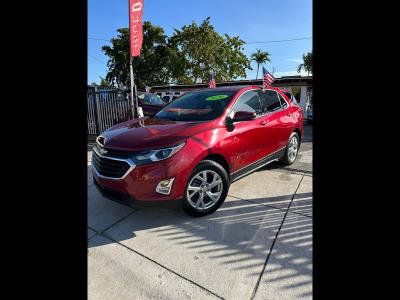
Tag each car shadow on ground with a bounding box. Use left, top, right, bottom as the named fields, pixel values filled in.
left=257, top=161, right=313, bottom=177
left=88, top=191, right=312, bottom=299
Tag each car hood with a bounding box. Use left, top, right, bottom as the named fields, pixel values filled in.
left=99, top=117, right=205, bottom=151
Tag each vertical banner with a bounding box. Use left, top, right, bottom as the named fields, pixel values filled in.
left=129, top=0, right=144, bottom=57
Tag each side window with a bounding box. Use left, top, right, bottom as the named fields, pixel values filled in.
left=278, top=93, right=288, bottom=109
left=232, top=90, right=263, bottom=115
left=260, top=90, right=281, bottom=112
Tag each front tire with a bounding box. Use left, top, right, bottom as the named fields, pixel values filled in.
left=280, top=132, right=300, bottom=165
left=182, top=160, right=229, bottom=217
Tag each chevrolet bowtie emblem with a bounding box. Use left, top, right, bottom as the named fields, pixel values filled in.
left=99, top=148, right=108, bottom=155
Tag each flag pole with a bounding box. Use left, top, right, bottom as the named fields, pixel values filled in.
left=262, top=65, right=265, bottom=91
left=129, top=57, right=137, bottom=119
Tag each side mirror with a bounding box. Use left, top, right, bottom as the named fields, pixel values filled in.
left=227, top=111, right=256, bottom=124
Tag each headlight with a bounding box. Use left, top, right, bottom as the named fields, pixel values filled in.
left=132, top=142, right=186, bottom=165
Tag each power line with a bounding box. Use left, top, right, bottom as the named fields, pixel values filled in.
left=245, top=37, right=312, bottom=44
left=88, top=37, right=112, bottom=42
left=88, top=54, right=106, bottom=64
left=88, top=36, right=312, bottom=45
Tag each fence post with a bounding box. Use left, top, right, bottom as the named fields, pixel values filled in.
left=93, top=86, right=101, bottom=135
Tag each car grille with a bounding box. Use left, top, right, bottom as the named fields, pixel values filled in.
left=92, top=149, right=132, bottom=179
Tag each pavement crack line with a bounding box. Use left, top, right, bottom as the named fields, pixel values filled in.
left=87, top=233, right=98, bottom=242
left=88, top=225, right=98, bottom=233
left=98, top=232, right=224, bottom=300
left=99, top=209, right=139, bottom=235
left=249, top=174, right=305, bottom=300
left=228, top=194, right=312, bottom=219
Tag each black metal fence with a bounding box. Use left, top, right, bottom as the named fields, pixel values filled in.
left=87, top=86, right=133, bottom=136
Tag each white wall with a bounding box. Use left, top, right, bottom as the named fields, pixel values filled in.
left=299, top=86, right=308, bottom=110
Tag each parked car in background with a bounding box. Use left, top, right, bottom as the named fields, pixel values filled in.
left=162, top=95, right=180, bottom=104
left=93, top=86, right=303, bottom=216
left=136, top=92, right=166, bottom=116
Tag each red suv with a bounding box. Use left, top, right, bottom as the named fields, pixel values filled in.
left=92, top=86, right=303, bottom=216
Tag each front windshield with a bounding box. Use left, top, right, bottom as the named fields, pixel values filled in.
left=154, top=90, right=236, bottom=121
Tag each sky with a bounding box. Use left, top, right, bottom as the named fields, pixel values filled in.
left=88, top=0, right=312, bottom=84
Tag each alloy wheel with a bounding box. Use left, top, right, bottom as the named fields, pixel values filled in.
left=288, top=136, right=298, bottom=162
left=186, top=170, right=223, bottom=211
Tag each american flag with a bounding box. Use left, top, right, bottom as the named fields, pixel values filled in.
left=145, top=84, right=151, bottom=92
left=208, top=72, right=216, bottom=88
left=262, top=67, right=275, bottom=88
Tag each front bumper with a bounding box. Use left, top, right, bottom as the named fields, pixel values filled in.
left=91, top=143, right=197, bottom=202
left=93, top=177, right=183, bottom=209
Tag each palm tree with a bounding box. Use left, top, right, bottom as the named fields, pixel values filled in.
left=250, top=49, right=271, bottom=79
left=297, top=51, right=312, bottom=75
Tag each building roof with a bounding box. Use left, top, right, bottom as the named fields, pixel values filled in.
left=187, top=85, right=261, bottom=93
left=151, top=76, right=312, bottom=92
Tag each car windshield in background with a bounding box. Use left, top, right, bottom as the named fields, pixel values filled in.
left=154, top=90, right=235, bottom=121
left=138, top=92, right=165, bottom=105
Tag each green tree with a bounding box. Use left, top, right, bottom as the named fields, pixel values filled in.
left=99, top=76, right=112, bottom=87
left=101, top=22, right=179, bottom=89
left=297, top=51, right=312, bottom=75
left=250, top=49, right=271, bottom=79
left=169, top=17, right=251, bottom=83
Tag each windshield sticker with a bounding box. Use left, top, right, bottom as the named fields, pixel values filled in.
left=206, top=94, right=229, bottom=101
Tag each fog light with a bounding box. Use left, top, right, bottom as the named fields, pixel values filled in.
left=156, top=178, right=175, bottom=195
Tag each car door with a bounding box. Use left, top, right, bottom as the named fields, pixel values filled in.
left=258, top=90, right=279, bottom=157
left=260, top=89, right=295, bottom=150
left=225, top=89, right=273, bottom=173
left=258, top=89, right=282, bottom=153
left=274, top=91, right=297, bottom=148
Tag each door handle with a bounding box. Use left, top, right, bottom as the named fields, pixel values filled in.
left=287, top=113, right=291, bottom=116
left=259, top=121, right=267, bottom=126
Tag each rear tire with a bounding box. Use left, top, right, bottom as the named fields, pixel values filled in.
left=182, top=160, right=229, bottom=217
left=280, top=132, right=300, bottom=165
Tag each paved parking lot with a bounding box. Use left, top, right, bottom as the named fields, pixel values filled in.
left=87, top=125, right=312, bottom=300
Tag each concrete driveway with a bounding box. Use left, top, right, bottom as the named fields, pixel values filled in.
left=87, top=125, right=312, bottom=300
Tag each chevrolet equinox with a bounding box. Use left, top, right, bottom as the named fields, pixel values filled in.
left=92, top=86, right=303, bottom=216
